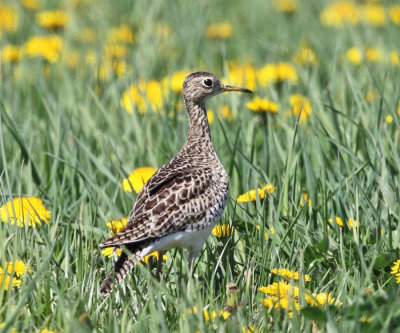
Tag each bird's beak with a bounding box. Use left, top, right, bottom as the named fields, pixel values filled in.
left=223, top=84, right=253, bottom=94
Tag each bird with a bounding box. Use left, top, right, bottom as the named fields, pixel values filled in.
left=98, top=71, right=252, bottom=296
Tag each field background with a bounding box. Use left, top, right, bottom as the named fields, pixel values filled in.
left=1, top=0, right=400, bottom=332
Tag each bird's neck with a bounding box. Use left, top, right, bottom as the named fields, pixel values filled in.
left=184, top=99, right=213, bottom=149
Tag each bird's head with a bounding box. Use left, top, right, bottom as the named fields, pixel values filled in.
left=182, top=71, right=252, bottom=104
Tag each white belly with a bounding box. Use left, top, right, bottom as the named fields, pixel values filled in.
left=139, top=224, right=214, bottom=260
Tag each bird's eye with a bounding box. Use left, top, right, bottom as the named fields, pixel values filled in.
left=203, top=79, right=213, bottom=87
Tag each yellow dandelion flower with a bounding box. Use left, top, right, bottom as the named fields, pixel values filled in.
left=21, top=0, right=39, bottom=10
left=170, top=71, right=187, bottom=93
left=289, top=94, right=312, bottom=121
left=212, top=225, right=236, bottom=238
left=360, top=317, right=372, bottom=323
left=108, top=25, right=134, bottom=44
left=300, top=193, right=312, bottom=207
left=385, top=115, right=393, bottom=124
left=140, top=80, right=164, bottom=112
left=271, top=268, right=311, bottom=282
left=275, top=62, right=298, bottom=83
left=122, top=167, right=157, bottom=193
left=141, top=251, right=167, bottom=264
left=390, top=51, right=399, bottom=66
left=25, top=35, right=63, bottom=62
left=365, top=47, right=383, bottom=62
left=0, top=5, right=19, bottom=31
left=0, top=273, right=22, bottom=291
left=273, top=0, right=297, bottom=13
left=246, top=97, right=278, bottom=114
left=328, top=216, right=343, bottom=227
left=121, top=84, right=147, bottom=114
left=389, top=5, right=400, bottom=25
left=36, top=10, right=68, bottom=30
left=219, top=310, right=231, bottom=320
left=348, top=218, right=358, bottom=228
left=106, top=217, right=128, bottom=235
left=320, top=2, right=360, bottom=27
left=101, top=247, right=122, bottom=257
left=40, top=329, right=57, bottom=333
left=220, top=105, right=235, bottom=120
left=237, top=184, right=276, bottom=203
left=1, top=45, right=23, bottom=63
left=365, top=89, right=379, bottom=103
left=0, top=197, right=51, bottom=228
left=258, top=281, right=299, bottom=298
left=306, top=292, right=338, bottom=307
left=206, top=21, right=233, bottom=39
left=362, top=4, right=385, bottom=26
left=104, top=43, right=128, bottom=59
left=5, top=261, right=32, bottom=277
left=228, top=63, right=258, bottom=91
left=293, top=44, right=319, bottom=65
left=207, top=110, right=214, bottom=125
left=346, top=47, right=362, bottom=65
left=242, top=324, right=255, bottom=333
left=203, top=309, right=217, bottom=322
left=391, top=259, right=400, bottom=283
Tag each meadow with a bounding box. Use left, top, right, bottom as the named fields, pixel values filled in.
left=1, top=0, right=400, bottom=331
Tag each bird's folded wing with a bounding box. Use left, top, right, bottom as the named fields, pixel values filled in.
left=99, top=167, right=215, bottom=249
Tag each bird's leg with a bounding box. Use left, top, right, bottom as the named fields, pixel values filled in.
left=156, top=251, right=166, bottom=281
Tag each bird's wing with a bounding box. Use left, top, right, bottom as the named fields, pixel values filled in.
left=99, top=167, right=216, bottom=249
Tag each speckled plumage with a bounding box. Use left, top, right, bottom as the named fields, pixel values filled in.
left=99, top=72, right=251, bottom=296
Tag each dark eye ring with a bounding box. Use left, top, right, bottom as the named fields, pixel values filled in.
left=204, top=79, right=213, bottom=87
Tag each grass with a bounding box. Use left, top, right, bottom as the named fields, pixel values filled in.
left=1, top=0, right=400, bottom=331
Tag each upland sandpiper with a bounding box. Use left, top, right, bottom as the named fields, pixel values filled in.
left=99, top=71, right=252, bottom=296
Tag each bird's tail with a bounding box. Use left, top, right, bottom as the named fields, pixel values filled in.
left=99, top=251, right=137, bottom=296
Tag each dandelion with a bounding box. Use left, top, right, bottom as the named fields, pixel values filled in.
left=228, top=63, right=258, bottom=91
left=328, top=216, right=343, bottom=227
left=104, top=43, right=128, bottom=59
left=365, top=89, right=379, bottom=103
left=36, top=10, right=68, bottom=30
left=320, top=2, right=360, bottom=27
left=362, top=4, right=385, bottom=26
left=25, top=35, right=63, bottom=62
left=305, top=292, right=339, bottom=307
left=219, top=310, right=231, bottom=320
left=5, top=261, right=32, bottom=277
left=348, top=218, right=358, bottom=228
left=220, top=105, right=235, bottom=120
left=242, top=325, right=255, bottom=333
left=108, top=25, right=134, bottom=44
left=273, top=0, right=297, bottom=13
left=385, top=115, right=393, bottom=124
left=0, top=272, right=22, bottom=290
left=1, top=45, right=23, bottom=63
left=0, top=197, right=51, bottom=228
left=271, top=268, right=311, bottom=282
left=21, top=0, right=39, bottom=10
left=289, top=94, right=312, bottom=121
left=106, top=217, right=128, bottom=235
left=300, top=193, right=312, bottom=207
left=390, top=51, right=399, bottom=66
left=212, top=225, right=236, bottom=237
left=365, top=47, right=383, bottom=62
left=121, top=84, right=147, bottom=114
left=170, top=71, right=187, bottom=93
left=360, top=317, right=372, bottom=323
left=346, top=47, right=362, bottom=65
left=397, top=101, right=400, bottom=116
left=141, top=251, right=167, bottom=264
left=293, top=44, right=319, bottom=65
left=0, top=5, right=19, bottom=31
left=101, top=247, right=122, bottom=258
left=275, top=62, right=298, bottom=83
left=389, top=5, right=400, bottom=25
left=122, top=167, right=157, bottom=193
left=237, top=184, right=276, bottom=203
left=207, top=110, right=214, bottom=125
left=391, top=259, right=400, bottom=283
left=206, top=21, right=232, bottom=39
left=246, top=97, right=278, bottom=114
left=203, top=309, right=217, bottom=322
left=40, top=329, right=57, bottom=333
